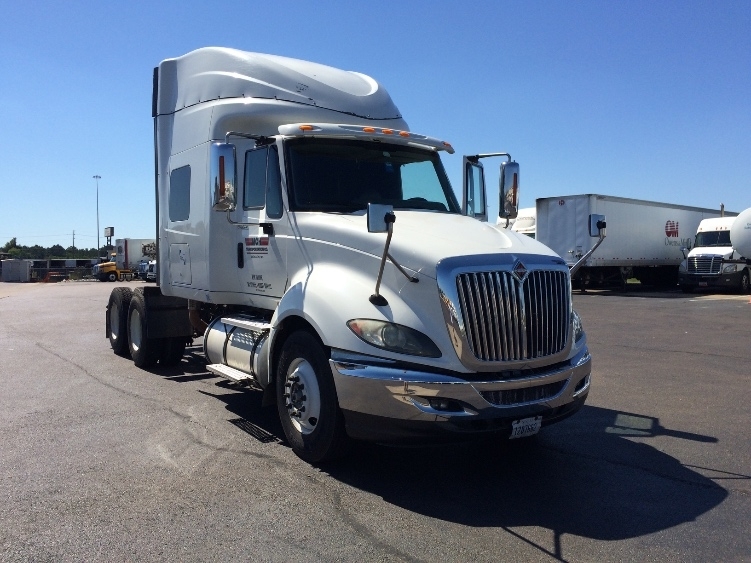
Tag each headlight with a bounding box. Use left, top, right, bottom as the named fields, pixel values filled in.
left=572, top=310, right=585, bottom=343
left=722, top=263, right=738, bottom=273
left=347, top=319, right=441, bottom=358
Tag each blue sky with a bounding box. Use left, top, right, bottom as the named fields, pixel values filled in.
left=1, top=1, right=749, bottom=248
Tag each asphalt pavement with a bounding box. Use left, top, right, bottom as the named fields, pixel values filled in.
left=1, top=280, right=749, bottom=562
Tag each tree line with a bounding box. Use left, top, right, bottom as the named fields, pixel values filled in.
left=1, top=238, right=107, bottom=260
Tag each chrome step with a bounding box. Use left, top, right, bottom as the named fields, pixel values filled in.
left=206, top=363, right=256, bottom=385
left=221, top=317, right=271, bottom=332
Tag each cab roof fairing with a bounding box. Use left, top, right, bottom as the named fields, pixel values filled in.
left=156, top=47, right=403, bottom=121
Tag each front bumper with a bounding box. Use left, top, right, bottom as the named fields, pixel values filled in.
left=330, top=346, right=591, bottom=442
left=679, top=270, right=743, bottom=289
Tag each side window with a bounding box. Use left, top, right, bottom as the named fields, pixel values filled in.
left=244, top=145, right=284, bottom=219
left=244, top=147, right=267, bottom=209
left=266, top=146, right=283, bottom=219
left=169, top=165, right=191, bottom=222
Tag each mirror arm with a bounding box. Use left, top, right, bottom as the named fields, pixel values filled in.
left=570, top=227, right=606, bottom=277
left=370, top=212, right=418, bottom=306
left=225, top=212, right=274, bottom=235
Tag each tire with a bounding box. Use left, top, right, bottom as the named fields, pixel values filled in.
left=160, top=337, right=187, bottom=366
left=107, top=287, right=133, bottom=356
left=740, top=270, right=750, bottom=294
left=276, top=331, right=349, bottom=464
left=127, top=290, right=159, bottom=368
left=107, top=271, right=118, bottom=282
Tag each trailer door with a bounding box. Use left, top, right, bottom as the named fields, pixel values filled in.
left=537, top=196, right=590, bottom=266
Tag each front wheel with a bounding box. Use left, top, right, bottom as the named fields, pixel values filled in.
left=107, top=271, right=118, bottom=282
left=276, top=331, right=349, bottom=464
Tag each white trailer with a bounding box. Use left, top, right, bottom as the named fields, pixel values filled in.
left=1, top=259, right=32, bottom=282
left=536, top=194, right=728, bottom=288
left=114, top=238, right=156, bottom=270
left=104, top=47, right=595, bottom=463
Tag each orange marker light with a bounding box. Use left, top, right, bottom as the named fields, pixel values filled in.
left=299, top=125, right=314, bottom=131
left=382, top=129, right=393, bottom=135
left=399, top=131, right=409, bottom=137
left=363, top=127, right=376, bottom=133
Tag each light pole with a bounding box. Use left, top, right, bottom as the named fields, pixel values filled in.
left=93, top=175, right=101, bottom=252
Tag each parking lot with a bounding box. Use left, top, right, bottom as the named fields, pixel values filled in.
left=1, top=280, right=749, bottom=562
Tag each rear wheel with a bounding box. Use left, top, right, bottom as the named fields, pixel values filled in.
left=740, top=270, right=750, bottom=294
left=107, top=287, right=133, bottom=356
left=276, top=331, right=349, bottom=464
left=160, top=337, right=187, bottom=366
left=128, top=290, right=159, bottom=368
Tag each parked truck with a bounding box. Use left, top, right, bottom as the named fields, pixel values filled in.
left=93, top=238, right=156, bottom=282
left=105, top=47, right=596, bottom=463
left=679, top=214, right=749, bottom=293
left=534, top=194, right=728, bottom=289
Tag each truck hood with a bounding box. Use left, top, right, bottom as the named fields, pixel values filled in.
left=293, top=211, right=561, bottom=278
left=687, top=246, right=735, bottom=259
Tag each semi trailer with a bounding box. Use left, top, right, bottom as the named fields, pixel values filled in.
left=534, top=194, right=728, bottom=288
left=105, top=47, right=595, bottom=463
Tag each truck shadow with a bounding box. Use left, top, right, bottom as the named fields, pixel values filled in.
left=323, top=405, right=731, bottom=552
left=151, top=359, right=734, bottom=558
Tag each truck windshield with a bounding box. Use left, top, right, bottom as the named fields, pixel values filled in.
left=695, top=230, right=731, bottom=247
left=285, top=138, right=460, bottom=213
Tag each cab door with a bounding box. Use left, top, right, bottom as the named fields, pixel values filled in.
left=232, top=143, right=287, bottom=299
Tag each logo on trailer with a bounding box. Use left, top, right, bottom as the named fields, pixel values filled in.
left=558, top=200, right=565, bottom=206
left=665, top=220, right=679, bottom=237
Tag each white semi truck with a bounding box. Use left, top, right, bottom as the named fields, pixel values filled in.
left=679, top=214, right=750, bottom=293
left=105, top=47, right=595, bottom=463
left=534, top=194, right=728, bottom=289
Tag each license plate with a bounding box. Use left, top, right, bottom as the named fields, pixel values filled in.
left=510, top=416, right=542, bottom=439
left=699, top=282, right=708, bottom=287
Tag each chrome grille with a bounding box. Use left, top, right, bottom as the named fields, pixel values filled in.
left=687, top=256, right=721, bottom=274
left=480, top=380, right=567, bottom=406
left=456, top=270, right=570, bottom=362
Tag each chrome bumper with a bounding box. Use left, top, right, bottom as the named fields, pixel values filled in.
left=330, top=346, right=591, bottom=439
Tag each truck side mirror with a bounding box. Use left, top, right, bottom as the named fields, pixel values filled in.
left=589, top=214, right=606, bottom=237
left=367, top=203, right=395, bottom=233
left=499, top=161, right=520, bottom=221
left=462, top=158, right=487, bottom=222
left=210, top=142, right=237, bottom=211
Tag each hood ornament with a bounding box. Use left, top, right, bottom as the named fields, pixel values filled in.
left=512, top=259, right=529, bottom=283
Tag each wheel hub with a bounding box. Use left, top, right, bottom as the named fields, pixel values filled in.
left=284, top=359, right=321, bottom=435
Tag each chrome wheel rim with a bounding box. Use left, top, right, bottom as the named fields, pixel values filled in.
left=129, top=308, right=143, bottom=352
left=284, top=358, right=321, bottom=435
left=110, top=303, right=120, bottom=340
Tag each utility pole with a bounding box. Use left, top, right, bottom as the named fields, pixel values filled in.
left=72, top=230, right=75, bottom=255
left=93, top=175, right=101, bottom=252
